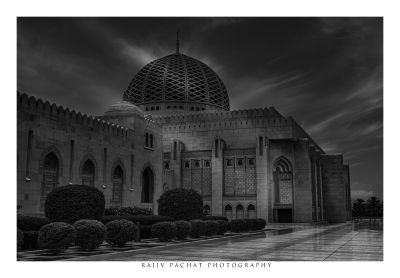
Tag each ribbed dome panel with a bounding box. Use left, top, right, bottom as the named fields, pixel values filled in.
left=123, top=53, right=230, bottom=111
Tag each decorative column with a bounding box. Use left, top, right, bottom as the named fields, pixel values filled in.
left=211, top=137, right=224, bottom=216
left=256, top=135, right=269, bottom=221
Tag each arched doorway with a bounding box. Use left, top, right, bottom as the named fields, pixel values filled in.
left=247, top=204, right=256, bottom=219
left=224, top=204, right=233, bottom=221
left=81, top=159, right=95, bottom=186
left=273, top=157, right=293, bottom=223
left=142, top=167, right=154, bottom=203
left=112, top=165, right=123, bottom=206
left=236, top=204, right=244, bottom=219
left=41, top=152, right=59, bottom=209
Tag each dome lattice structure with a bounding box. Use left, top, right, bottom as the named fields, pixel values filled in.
left=123, top=53, right=230, bottom=111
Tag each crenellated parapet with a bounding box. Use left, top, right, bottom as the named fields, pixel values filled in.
left=152, top=106, right=282, bottom=124
left=17, top=92, right=131, bottom=139
left=152, top=107, right=295, bottom=134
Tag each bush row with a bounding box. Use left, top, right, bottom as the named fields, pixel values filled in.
left=104, top=206, right=152, bottom=216
left=229, top=218, right=266, bottom=232
left=149, top=220, right=228, bottom=241
left=101, top=215, right=174, bottom=226
left=18, top=217, right=267, bottom=253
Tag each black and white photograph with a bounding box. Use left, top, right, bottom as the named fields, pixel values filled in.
left=4, top=1, right=399, bottom=276
left=15, top=16, right=383, bottom=262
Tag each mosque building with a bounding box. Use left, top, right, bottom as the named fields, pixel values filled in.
left=17, top=38, right=352, bottom=223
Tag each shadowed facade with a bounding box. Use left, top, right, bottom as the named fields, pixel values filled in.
left=17, top=46, right=351, bottom=223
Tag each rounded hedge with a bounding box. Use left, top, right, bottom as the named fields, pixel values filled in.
left=203, top=216, right=229, bottom=222
left=216, top=220, right=228, bottom=235
left=105, top=219, right=138, bottom=247
left=158, top=188, right=203, bottom=220
left=17, top=215, right=51, bottom=231
left=101, top=215, right=174, bottom=226
left=205, top=220, right=219, bottom=236
left=229, top=219, right=246, bottom=233
left=73, top=219, right=106, bottom=251
left=175, top=220, right=191, bottom=240
left=17, top=229, right=24, bottom=251
left=21, top=231, right=39, bottom=250
left=38, top=222, right=76, bottom=254
left=189, top=220, right=206, bottom=238
left=151, top=222, right=177, bottom=242
left=243, top=219, right=252, bottom=232
left=44, top=184, right=105, bottom=224
left=254, top=218, right=267, bottom=230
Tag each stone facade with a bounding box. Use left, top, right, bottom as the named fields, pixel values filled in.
left=17, top=51, right=351, bottom=223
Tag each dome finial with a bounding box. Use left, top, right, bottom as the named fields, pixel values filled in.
left=176, top=30, right=180, bottom=54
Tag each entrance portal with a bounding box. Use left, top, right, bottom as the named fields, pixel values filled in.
left=275, top=208, right=293, bottom=223
left=273, top=157, right=294, bottom=223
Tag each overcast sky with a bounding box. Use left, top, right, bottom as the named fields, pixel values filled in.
left=17, top=17, right=383, bottom=201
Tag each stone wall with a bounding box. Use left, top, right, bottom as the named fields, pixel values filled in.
left=321, top=154, right=347, bottom=223
left=17, top=93, right=163, bottom=215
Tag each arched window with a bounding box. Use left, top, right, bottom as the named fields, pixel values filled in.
left=142, top=167, right=154, bottom=203
left=224, top=204, right=233, bottom=221
left=273, top=157, right=293, bottom=223
left=203, top=205, right=211, bottom=216
left=41, top=152, right=59, bottom=209
left=150, top=134, right=154, bottom=148
left=81, top=159, right=95, bottom=186
left=236, top=204, right=244, bottom=219
left=112, top=165, right=123, bottom=206
left=145, top=133, right=149, bottom=147
left=247, top=204, right=256, bottom=219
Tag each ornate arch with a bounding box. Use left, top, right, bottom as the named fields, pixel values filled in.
left=38, top=145, right=64, bottom=175
left=141, top=162, right=155, bottom=203
left=78, top=153, right=98, bottom=181
left=247, top=203, right=256, bottom=219
left=140, top=162, right=156, bottom=183
left=273, top=156, right=293, bottom=173
left=110, top=159, right=126, bottom=184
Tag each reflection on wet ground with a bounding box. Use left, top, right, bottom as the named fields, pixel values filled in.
left=74, top=222, right=383, bottom=261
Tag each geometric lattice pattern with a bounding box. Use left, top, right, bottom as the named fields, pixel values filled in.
left=123, top=53, right=230, bottom=110
left=223, top=156, right=256, bottom=196
left=278, top=175, right=293, bottom=205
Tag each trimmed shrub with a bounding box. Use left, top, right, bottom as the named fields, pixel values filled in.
left=189, top=220, right=206, bottom=238
left=205, top=220, right=219, bottom=236
left=101, top=215, right=174, bottom=226
left=105, top=219, right=138, bottom=247
left=175, top=220, right=191, bottom=240
left=17, top=215, right=51, bottom=231
left=229, top=219, right=246, bottom=233
left=243, top=219, right=253, bottom=231
left=151, top=222, right=177, bottom=242
left=45, top=184, right=105, bottom=224
left=104, top=206, right=152, bottom=216
left=158, top=188, right=203, bottom=220
left=17, top=229, right=24, bottom=251
left=73, top=219, right=106, bottom=251
left=254, top=218, right=267, bottom=230
left=216, top=220, right=228, bottom=235
left=21, top=231, right=38, bottom=250
left=202, top=216, right=228, bottom=222
left=139, top=225, right=153, bottom=239
left=38, top=222, right=76, bottom=254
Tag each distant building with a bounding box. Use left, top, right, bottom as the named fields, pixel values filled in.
left=17, top=42, right=351, bottom=223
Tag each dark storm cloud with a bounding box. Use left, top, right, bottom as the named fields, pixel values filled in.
left=17, top=17, right=383, bottom=201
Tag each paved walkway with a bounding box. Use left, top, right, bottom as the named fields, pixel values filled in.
left=73, top=222, right=383, bottom=261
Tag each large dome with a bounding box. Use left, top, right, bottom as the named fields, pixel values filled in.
left=123, top=52, right=230, bottom=114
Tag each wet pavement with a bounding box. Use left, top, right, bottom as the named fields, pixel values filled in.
left=73, top=222, right=383, bottom=261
